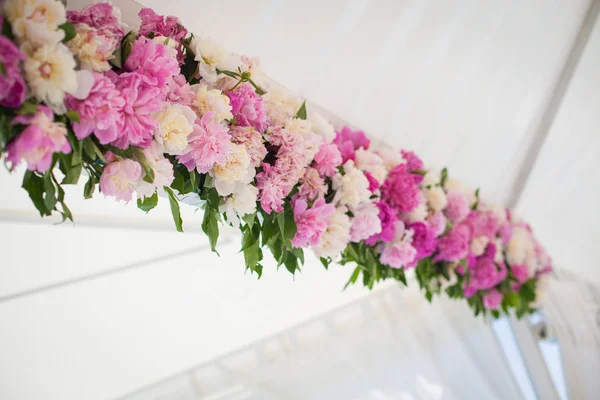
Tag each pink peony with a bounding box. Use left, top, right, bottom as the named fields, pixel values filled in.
left=464, top=243, right=507, bottom=292
left=256, top=162, right=287, bottom=214
left=462, top=211, right=500, bottom=241
left=226, top=83, right=268, bottom=132
left=483, top=289, right=503, bottom=310
left=381, top=164, right=421, bottom=213
left=6, top=106, right=70, bottom=173
left=229, top=125, right=266, bottom=167
left=365, top=201, right=398, bottom=245
left=125, top=38, right=179, bottom=93
left=267, top=127, right=305, bottom=160
left=401, top=150, right=423, bottom=172
left=364, top=171, right=380, bottom=193
left=313, top=143, right=342, bottom=177
left=166, top=74, right=195, bottom=107
left=65, top=72, right=125, bottom=144
left=433, top=224, right=470, bottom=262
left=178, top=112, right=233, bottom=173
left=380, top=241, right=417, bottom=269
left=427, top=211, right=447, bottom=237
left=67, top=3, right=125, bottom=39
left=349, top=202, right=382, bottom=242
left=100, top=158, right=142, bottom=202
left=109, top=72, right=162, bottom=149
left=138, top=8, right=188, bottom=41
left=0, top=34, right=26, bottom=108
left=511, top=264, right=530, bottom=284
left=445, top=191, right=469, bottom=223
left=333, top=126, right=370, bottom=162
left=407, top=222, right=437, bottom=264
left=292, top=198, right=335, bottom=248
left=298, top=167, right=327, bottom=201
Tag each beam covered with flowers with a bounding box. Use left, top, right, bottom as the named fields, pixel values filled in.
left=0, top=0, right=552, bottom=318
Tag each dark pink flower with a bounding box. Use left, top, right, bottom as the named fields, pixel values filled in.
left=67, top=3, right=124, bottom=40
left=433, top=224, right=470, bottom=262
left=0, top=34, right=26, bottom=108
left=364, top=171, right=380, bottom=193
left=483, top=289, right=503, bottom=310
left=401, top=150, right=423, bottom=172
left=138, top=8, right=188, bottom=43
left=381, top=163, right=421, bottom=213
left=464, top=243, right=507, bottom=293
left=226, top=83, right=268, bottom=132
left=333, top=126, right=370, bottom=162
left=365, top=201, right=398, bottom=245
left=407, top=222, right=437, bottom=265
left=511, top=264, right=530, bottom=284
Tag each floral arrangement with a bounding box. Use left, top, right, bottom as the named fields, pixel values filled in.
left=0, top=0, right=552, bottom=318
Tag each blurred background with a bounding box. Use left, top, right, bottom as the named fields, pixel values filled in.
left=1, top=0, right=599, bottom=398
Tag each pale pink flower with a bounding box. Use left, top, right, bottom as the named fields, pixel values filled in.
left=226, top=82, right=268, bottom=132
left=125, top=37, right=179, bottom=93
left=298, top=167, right=327, bottom=202
left=292, top=198, right=336, bottom=248
left=313, top=143, right=342, bottom=177
left=100, top=158, right=142, bottom=202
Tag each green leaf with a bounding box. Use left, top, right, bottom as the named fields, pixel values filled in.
left=295, top=100, right=307, bottom=120
left=0, top=62, right=6, bottom=76
left=22, top=171, right=51, bottom=216
left=284, top=253, right=298, bottom=274
left=320, top=257, right=330, bottom=269
left=59, top=22, right=76, bottom=43
left=43, top=173, right=57, bottom=211
left=137, top=192, right=158, bottom=213
left=504, top=292, right=521, bottom=308
left=425, top=291, right=433, bottom=303
left=164, top=186, right=184, bottom=232
left=291, top=248, right=304, bottom=265
left=83, top=173, right=96, bottom=199
left=120, top=31, right=137, bottom=66
left=472, top=187, right=481, bottom=210
left=412, top=169, right=427, bottom=176
left=171, top=167, right=186, bottom=193
left=202, top=206, right=220, bottom=253
left=17, top=102, right=39, bottom=116
left=132, top=147, right=154, bottom=184
left=61, top=162, right=83, bottom=185
left=1, top=19, right=14, bottom=40
left=344, top=267, right=361, bottom=290
left=440, top=168, right=448, bottom=187
left=65, top=110, right=80, bottom=123
left=242, top=213, right=256, bottom=229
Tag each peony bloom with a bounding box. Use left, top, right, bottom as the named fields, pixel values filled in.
left=191, top=37, right=241, bottom=83
left=425, top=187, right=448, bottom=212
left=67, top=23, right=119, bottom=72
left=292, top=198, right=336, bottom=248
left=377, top=148, right=404, bottom=172
left=109, top=71, right=162, bottom=149
left=313, top=206, right=352, bottom=258
left=153, top=103, right=196, bottom=155
left=263, top=84, right=303, bottom=127
left=100, top=158, right=142, bottom=202
left=308, top=112, right=336, bottom=143
left=3, top=0, right=66, bottom=46
left=434, top=224, right=470, bottom=262
left=6, top=105, right=70, bottom=172
left=407, top=222, right=437, bottom=264
left=365, top=201, right=398, bottom=246
left=285, top=118, right=324, bottom=164
left=404, top=192, right=428, bottom=223
left=334, top=126, right=370, bottom=153
left=135, top=141, right=175, bottom=198
left=445, top=191, right=469, bottom=223
left=65, top=72, right=125, bottom=144
left=226, top=83, right=267, bottom=132
left=313, top=143, right=342, bottom=177
left=23, top=43, right=77, bottom=113
left=381, top=163, right=421, bottom=213
left=298, top=167, right=327, bottom=202
left=192, top=84, right=233, bottom=123
left=178, top=111, right=233, bottom=174
left=137, top=7, right=187, bottom=63
left=380, top=237, right=417, bottom=269
left=0, top=35, right=26, bottom=108
left=349, top=202, right=382, bottom=242
left=511, top=264, right=530, bottom=284
left=67, top=2, right=124, bottom=38
left=332, top=161, right=371, bottom=208
left=462, top=210, right=500, bottom=241
left=354, top=148, right=387, bottom=183
left=125, top=37, right=179, bottom=93
left=165, top=74, right=195, bottom=107
left=256, top=162, right=287, bottom=214
left=401, top=150, right=424, bottom=172
left=220, top=182, right=258, bottom=224
left=427, top=211, right=447, bottom=237
left=470, top=235, right=490, bottom=257
left=483, top=290, right=503, bottom=310
left=465, top=244, right=507, bottom=293
left=211, top=143, right=254, bottom=196
left=364, top=171, right=380, bottom=193
left=229, top=126, right=266, bottom=168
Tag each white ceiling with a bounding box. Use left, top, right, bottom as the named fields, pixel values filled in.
left=0, top=0, right=599, bottom=399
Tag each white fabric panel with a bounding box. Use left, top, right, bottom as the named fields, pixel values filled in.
left=138, top=0, right=590, bottom=204
left=0, top=247, right=377, bottom=400
left=517, top=18, right=600, bottom=285
left=124, top=287, right=525, bottom=400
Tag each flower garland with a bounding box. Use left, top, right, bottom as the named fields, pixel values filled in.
left=0, top=0, right=552, bottom=318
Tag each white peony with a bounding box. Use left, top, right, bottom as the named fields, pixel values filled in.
left=135, top=142, right=175, bottom=198
left=425, top=187, right=448, bottom=212
left=263, top=84, right=303, bottom=127
left=313, top=206, right=352, bottom=258
left=192, top=84, right=233, bottom=123
left=422, top=170, right=439, bottom=187
left=349, top=202, right=382, bottom=242
left=506, top=226, right=534, bottom=267
left=285, top=118, right=323, bottom=164
left=191, top=37, right=241, bottom=83
left=377, top=148, right=404, bottom=172
left=211, top=144, right=254, bottom=196
left=332, top=160, right=371, bottom=208
left=470, top=236, right=490, bottom=257
left=219, top=182, right=258, bottom=224
left=3, top=0, right=66, bottom=46
left=153, top=103, right=196, bottom=155
left=308, top=112, right=336, bottom=143
left=68, top=24, right=113, bottom=72
left=354, top=148, right=388, bottom=183
left=405, top=192, right=428, bottom=223
left=23, top=42, right=77, bottom=113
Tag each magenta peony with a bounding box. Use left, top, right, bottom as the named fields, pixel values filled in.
left=381, top=163, right=421, bottom=213
left=433, top=224, right=470, bottom=262
left=0, top=34, right=26, bottom=108
left=226, top=83, right=268, bottom=132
